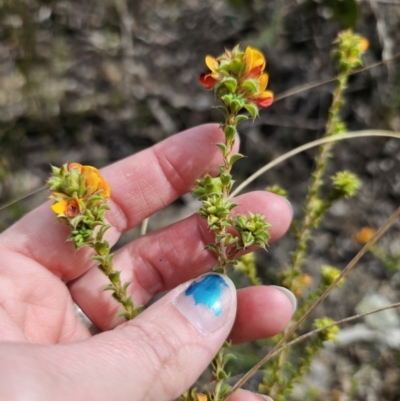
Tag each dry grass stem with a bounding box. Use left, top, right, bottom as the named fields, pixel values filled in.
left=230, top=130, right=400, bottom=198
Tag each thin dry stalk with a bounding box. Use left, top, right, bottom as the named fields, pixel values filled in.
left=230, top=130, right=400, bottom=198
left=274, top=52, right=400, bottom=102
left=274, top=301, right=400, bottom=356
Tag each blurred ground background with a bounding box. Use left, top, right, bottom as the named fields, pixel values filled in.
left=0, top=0, right=400, bottom=400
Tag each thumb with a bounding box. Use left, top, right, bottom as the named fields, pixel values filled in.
left=117, top=272, right=238, bottom=400
left=1, top=273, right=237, bottom=401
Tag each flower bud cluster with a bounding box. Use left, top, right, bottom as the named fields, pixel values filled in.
left=332, top=29, right=369, bottom=72
left=234, top=253, right=261, bottom=286
left=228, top=212, right=271, bottom=250
left=330, top=171, right=361, bottom=199
left=314, top=317, right=340, bottom=342
left=320, top=265, right=344, bottom=287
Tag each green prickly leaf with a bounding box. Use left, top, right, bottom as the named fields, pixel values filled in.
left=122, top=281, right=131, bottom=293
left=233, top=114, right=248, bottom=126
left=220, top=173, right=231, bottom=186
left=220, top=384, right=232, bottom=397
left=94, top=241, right=109, bottom=256
left=134, top=305, right=143, bottom=315
left=229, top=153, right=244, bottom=166
left=117, top=310, right=132, bottom=320
left=50, top=165, right=61, bottom=175
left=244, top=103, right=259, bottom=119
left=230, top=99, right=242, bottom=113
left=222, top=352, right=237, bottom=365
left=217, top=370, right=229, bottom=380
left=221, top=94, right=233, bottom=105
left=214, top=105, right=229, bottom=120
left=223, top=125, right=237, bottom=141
left=241, top=79, right=258, bottom=93
left=222, top=77, right=237, bottom=93
left=106, top=253, right=114, bottom=266
left=103, top=284, right=115, bottom=291
left=215, top=142, right=228, bottom=157
left=108, top=271, right=121, bottom=285
left=230, top=58, right=243, bottom=75
left=205, top=244, right=219, bottom=253
left=123, top=296, right=133, bottom=309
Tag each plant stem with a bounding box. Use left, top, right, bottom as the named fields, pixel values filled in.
left=217, top=116, right=237, bottom=274
left=91, top=241, right=136, bottom=320
left=286, top=72, right=348, bottom=287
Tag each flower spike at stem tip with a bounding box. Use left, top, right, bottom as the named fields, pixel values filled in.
left=196, top=45, right=272, bottom=273
left=47, top=162, right=141, bottom=320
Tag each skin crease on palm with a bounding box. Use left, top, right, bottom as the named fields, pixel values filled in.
left=0, top=124, right=294, bottom=401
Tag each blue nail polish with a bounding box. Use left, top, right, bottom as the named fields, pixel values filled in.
left=173, top=273, right=234, bottom=335
left=184, top=274, right=228, bottom=316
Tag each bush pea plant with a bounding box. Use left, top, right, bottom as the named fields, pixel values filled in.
left=46, top=29, right=400, bottom=401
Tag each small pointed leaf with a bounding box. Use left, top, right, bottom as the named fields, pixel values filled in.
left=244, top=103, right=259, bottom=119
left=233, top=114, right=248, bottom=126
left=229, top=153, right=244, bottom=165
left=222, top=77, right=237, bottom=93
left=213, top=105, right=229, bottom=120
left=215, top=142, right=228, bottom=157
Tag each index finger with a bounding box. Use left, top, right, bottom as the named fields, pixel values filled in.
left=1, top=124, right=237, bottom=281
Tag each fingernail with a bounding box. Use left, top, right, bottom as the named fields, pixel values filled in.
left=280, top=195, right=293, bottom=217
left=271, top=285, right=297, bottom=313
left=173, top=273, right=235, bottom=335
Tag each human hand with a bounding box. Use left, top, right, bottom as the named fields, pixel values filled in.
left=0, top=124, right=295, bottom=401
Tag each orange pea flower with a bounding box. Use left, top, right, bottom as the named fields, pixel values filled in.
left=250, top=72, right=274, bottom=108
left=199, top=45, right=274, bottom=108
left=360, top=37, right=369, bottom=52
left=51, top=197, right=84, bottom=218
left=68, top=162, right=111, bottom=198
left=199, top=55, right=220, bottom=89
left=352, top=226, right=375, bottom=245
left=49, top=162, right=111, bottom=217
left=244, top=46, right=266, bottom=78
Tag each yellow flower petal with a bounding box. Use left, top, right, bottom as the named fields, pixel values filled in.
left=360, top=37, right=369, bottom=52
left=68, top=162, right=83, bottom=172
left=245, top=47, right=253, bottom=70
left=81, top=165, right=100, bottom=176
left=98, top=179, right=111, bottom=198
left=205, top=55, right=218, bottom=72
left=80, top=166, right=103, bottom=195
left=245, top=46, right=266, bottom=72
left=51, top=199, right=69, bottom=215
left=258, top=73, right=269, bottom=92
left=86, top=171, right=101, bottom=193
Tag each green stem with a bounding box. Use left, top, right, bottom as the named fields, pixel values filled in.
left=211, top=342, right=230, bottom=401
left=90, top=237, right=138, bottom=321
left=272, top=70, right=351, bottom=397
left=286, top=70, right=349, bottom=288
left=216, top=115, right=237, bottom=274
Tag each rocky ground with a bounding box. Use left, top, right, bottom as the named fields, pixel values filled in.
left=0, top=1, right=400, bottom=400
